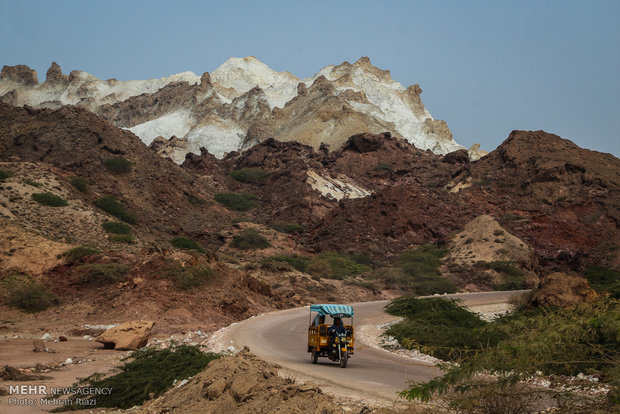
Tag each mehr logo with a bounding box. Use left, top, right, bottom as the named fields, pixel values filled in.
left=9, top=385, right=48, bottom=395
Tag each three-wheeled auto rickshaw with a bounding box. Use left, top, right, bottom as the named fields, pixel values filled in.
left=307, top=304, right=354, bottom=368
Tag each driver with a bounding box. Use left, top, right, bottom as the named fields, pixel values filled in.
left=328, top=318, right=346, bottom=336
left=328, top=317, right=346, bottom=352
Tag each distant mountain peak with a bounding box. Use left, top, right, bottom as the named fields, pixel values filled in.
left=0, top=57, right=486, bottom=161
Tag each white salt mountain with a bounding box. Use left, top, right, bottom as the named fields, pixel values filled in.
left=0, top=57, right=485, bottom=162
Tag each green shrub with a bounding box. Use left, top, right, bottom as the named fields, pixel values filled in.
left=166, top=263, right=218, bottom=290
left=75, top=263, right=129, bottom=285
left=24, top=179, right=42, bottom=188
left=68, top=176, right=89, bottom=193
left=187, top=194, right=207, bottom=205
left=584, top=266, right=620, bottom=298
left=386, top=297, right=497, bottom=361
left=232, top=216, right=253, bottom=224
left=489, top=260, right=526, bottom=291
left=170, top=237, right=204, bottom=253
left=63, top=246, right=101, bottom=262
left=229, top=168, right=271, bottom=183
left=271, top=220, right=305, bottom=234
left=503, top=213, right=524, bottom=221
left=109, top=234, right=135, bottom=244
left=1, top=273, right=58, bottom=313
left=214, top=192, right=259, bottom=211
left=94, top=196, right=136, bottom=224
left=374, top=162, right=393, bottom=171
left=104, top=157, right=132, bottom=174
left=0, top=170, right=14, bottom=181
left=47, top=345, right=220, bottom=410
left=399, top=299, right=620, bottom=405
left=231, top=229, right=271, bottom=250
left=313, top=252, right=371, bottom=280
left=384, top=245, right=457, bottom=295
left=305, top=259, right=332, bottom=279
left=102, top=221, right=132, bottom=234
left=31, top=192, right=69, bottom=207
left=261, top=255, right=308, bottom=272
left=473, top=178, right=493, bottom=187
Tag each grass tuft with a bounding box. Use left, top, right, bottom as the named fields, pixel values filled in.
left=214, top=192, right=259, bottom=211
left=229, top=168, right=271, bottom=183
left=170, top=237, right=204, bottom=253
left=271, top=220, right=305, bottom=234
left=94, top=196, right=136, bottom=224
left=0, top=273, right=58, bottom=313
left=102, top=221, right=132, bottom=234
left=232, top=229, right=271, bottom=250
left=47, top=345, right=220, bottom=410
left=68, top=176, right=89, bottom=193
left=165, top=263, right=218, bottom=290
left=104, top=157, right=132, bottom=174
left=63, top=246, right=101, bottom=262
left=32, top=192, right=69, bottom=207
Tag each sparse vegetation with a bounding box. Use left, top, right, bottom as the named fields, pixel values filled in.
left=187, top=194, right=207, bottom=205
left=102, top=221, right=132, bottom=234
left=63, top=246, right=101, bottom=262
left=170, top=237, right=204, bottom=253
left=214, top=192, right=259, bottom=211
left=386, top=297, right=493, bottom=361
left=377, top=245, right=457, bottom=295
left=232, top=228, right=271, bottom=250
left=94, top=196, right=136, bottom=224
left=487, top=260, right=525, bottom=290
left=109, top=234, right=135, bottom=244
left=398, top=298, right=619, bottom=412
left=24, top=179, right=42, bottom=187
left=0, top=273, right=59, bottom=313
left=584, top=266, right=620, bottom=298
left=165, top=263, right=218, bottom=290
left=48, top=345, right=220, bottom=410
left=503, top=213, right=525, bottom=221
left=374, top=162, right=393, bottom=171
left=0, top=170, right=14, bottom=181
left=68, top=176, right=89, bottom=193
left=306, top=252, right=371, bottom=280
left=261, top=255, right=308, bottom=272
left=271, top=220, right=305, bottom=234
left=229, top=168, right=271, bottom=183
left=104, top=157, right=132, bottom=174
left=493, top=229, right=504, bottom=236
left=75, top=263, right=129, bottom=285
left=31, top=192, right=69, bottom=207
left=472, top=178, right=493, bottom=187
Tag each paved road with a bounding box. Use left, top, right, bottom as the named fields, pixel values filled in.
left=218, top=291, right=527, bottom=404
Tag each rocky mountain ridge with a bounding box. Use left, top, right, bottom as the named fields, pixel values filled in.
left=0, top=57, right=485, bottom=161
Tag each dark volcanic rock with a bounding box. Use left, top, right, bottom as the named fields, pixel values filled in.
left=0, top=64, right=38, bottom=85
left=343, top=132, right=391, bottom=153
left=442, top=149, right=470, bottom=165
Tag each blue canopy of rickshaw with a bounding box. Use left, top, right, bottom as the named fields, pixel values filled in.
left=310, top=304, right=354, bottom=318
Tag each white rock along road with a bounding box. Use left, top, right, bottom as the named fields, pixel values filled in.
left=213, top=291, right=527, bottom=404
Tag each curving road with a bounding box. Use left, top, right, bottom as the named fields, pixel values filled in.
left=216, top=291, right=527, bottom=404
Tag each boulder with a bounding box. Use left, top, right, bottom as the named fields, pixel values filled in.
left=528, top=273, right=597, bottom=307
left=32, top=339, right=46, bottom=352
left=95, top=320, right=154, bottom=350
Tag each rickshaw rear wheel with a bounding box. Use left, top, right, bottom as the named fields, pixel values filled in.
left=311, top=349, right=318, bottom=364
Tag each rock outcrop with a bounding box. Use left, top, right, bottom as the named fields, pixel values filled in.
left=138, top=348, right=343, bottom=414
left=95, top=320, right=155, bottom=350
left=0, top=56, right=479, bottom=162
left=528, top=273, right=598, bottom=307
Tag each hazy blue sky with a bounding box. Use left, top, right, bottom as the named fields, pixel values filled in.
left=1, top=0, right=619, bottom=156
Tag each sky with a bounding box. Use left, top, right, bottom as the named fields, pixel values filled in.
left=1, top=0, right=619, bottom=156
